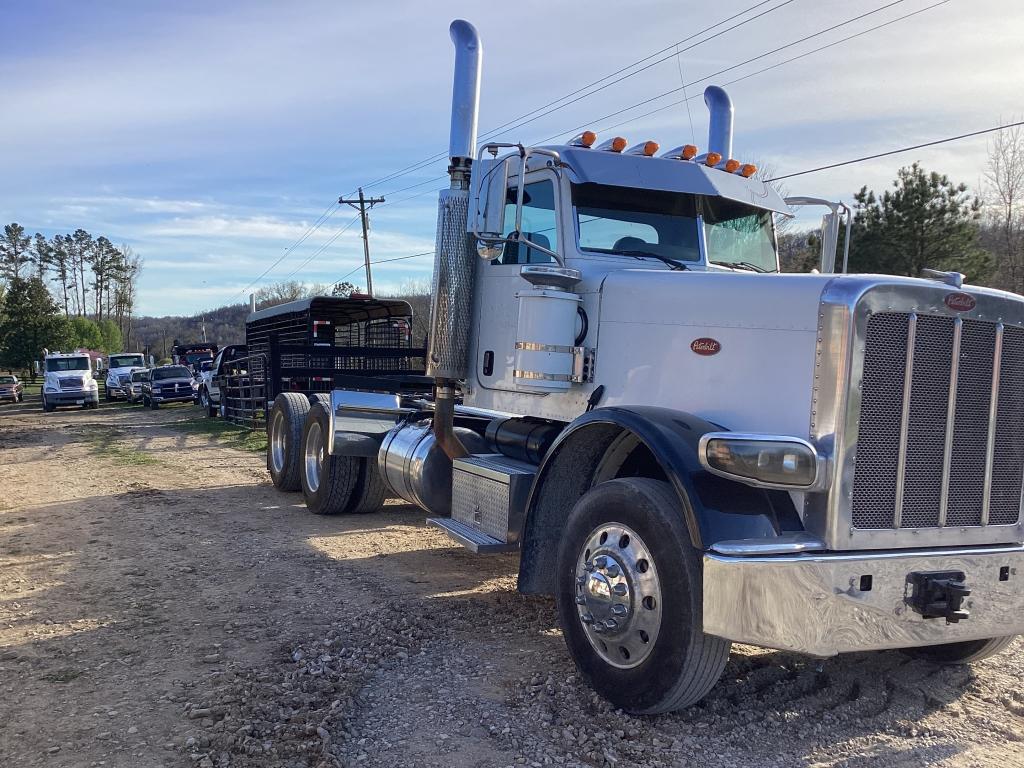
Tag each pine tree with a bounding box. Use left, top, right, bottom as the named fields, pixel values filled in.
left=848, top=163, right=990, bottom=281
left=0, top=277, right=73, bottom=371
left=0, top=223, right=32, bottom=282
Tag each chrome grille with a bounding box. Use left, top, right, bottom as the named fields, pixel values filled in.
left=851, top=312, right=1024, bottom=530
left=59, top=377, right=84, bottom=390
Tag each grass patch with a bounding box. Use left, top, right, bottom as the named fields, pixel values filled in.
left=168, top=412, right=267, bottom=453
left=85, top=428, right=158, bottom=466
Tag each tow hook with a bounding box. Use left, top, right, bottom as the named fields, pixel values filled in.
left=906, top=571, right=971, bottom=623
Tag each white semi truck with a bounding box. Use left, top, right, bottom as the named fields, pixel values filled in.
left=42, top=351, right=100, bottom=411
left=262, top=20, right=1024, bottom=713
left=102, top=352, right=148, bottom=400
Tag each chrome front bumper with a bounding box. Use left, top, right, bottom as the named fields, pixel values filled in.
left=703, top=545, right=1024, bottom=657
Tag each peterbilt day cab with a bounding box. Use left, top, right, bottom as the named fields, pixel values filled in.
left=42, top=352, right=100, bottom=411
left=262, top=20, right=1024, bottom=714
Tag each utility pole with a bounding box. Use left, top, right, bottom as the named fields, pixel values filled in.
left=339, top=188, right=385, bottom=296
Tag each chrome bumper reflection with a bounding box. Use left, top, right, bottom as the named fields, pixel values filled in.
left=703, top=545, right=1024, bottom=657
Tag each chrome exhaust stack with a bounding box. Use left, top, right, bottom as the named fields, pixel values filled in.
left=427, top=19, right=482, bottom=459
left=704, top=85, right=734, bottom=160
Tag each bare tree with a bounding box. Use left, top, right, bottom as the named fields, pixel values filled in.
left=983, top=121, right=1024, bottom=293
left=254, top=280, right=330, bottom=310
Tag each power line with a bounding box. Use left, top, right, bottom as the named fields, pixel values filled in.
left=768, top=120, right=1024, bottom=181
left=230, top=200, right=342, bottom=301
left=374, top=0, right=923, bottom=207
left=278, top=213, right=362, bottom=283
left=335, top=250, right=435, bottom=284
left=349, top=0, right=799, bottom=197
left=593, top=0, right=949, bottom=137
left=538, top=0, right=913, bottom=145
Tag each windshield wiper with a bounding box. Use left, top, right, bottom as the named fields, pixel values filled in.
left=619, top=250, right=689, bottom=271
left=713, top=260, right=772, bottom=273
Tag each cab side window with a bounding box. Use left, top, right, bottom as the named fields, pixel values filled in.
left=496, top=179, right=557, bottom=265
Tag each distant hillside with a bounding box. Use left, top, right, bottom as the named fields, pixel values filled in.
left=131, top=303, right=249, bottom=359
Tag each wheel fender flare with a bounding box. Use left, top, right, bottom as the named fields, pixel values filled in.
left=517, top=406, right=798, bottom=594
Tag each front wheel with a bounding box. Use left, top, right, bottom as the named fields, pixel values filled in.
left=556, top=478, right=731, bottom=714
left=901, top=636, right=1018, bottom=664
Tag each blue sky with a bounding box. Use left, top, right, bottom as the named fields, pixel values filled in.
left=1, top=0, right=1019, bottom=316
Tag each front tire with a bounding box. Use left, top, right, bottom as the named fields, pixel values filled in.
left=268, top=393, right=311, bottom=491
left=42, top=395, right=54, bottom=413
left=556, top=478, right=730, bottom=714
left=200, top=388, right=217, bottom=417
left=300, top=396, right=359, bottom=515
left=901, top=636, right=1017, bottom=664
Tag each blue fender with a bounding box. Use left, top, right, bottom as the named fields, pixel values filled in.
left=516, top=405, right=802, bottom=594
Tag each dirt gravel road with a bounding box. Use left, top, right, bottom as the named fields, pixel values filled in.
left=2, top=400, right=1023, bottom=768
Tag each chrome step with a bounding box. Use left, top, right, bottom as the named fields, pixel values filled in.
left=426, top=517, right=518, bottom=554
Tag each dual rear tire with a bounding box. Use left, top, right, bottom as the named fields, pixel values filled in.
left=267, top=393, right=387, bottom=515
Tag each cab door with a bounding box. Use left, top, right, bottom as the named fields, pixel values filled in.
left=472, top=170, right=561, bottom=393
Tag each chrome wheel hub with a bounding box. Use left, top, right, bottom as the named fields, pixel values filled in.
left=574, top=522, right=662, bottom=669
left=303, top=421, right=324, bottom=493
left=269, top=410, right=287, bottom=474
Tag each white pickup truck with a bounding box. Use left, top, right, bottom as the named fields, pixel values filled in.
left=103, top=352, right=148, bottom=400
left=42, top=352, right=100, bottom=411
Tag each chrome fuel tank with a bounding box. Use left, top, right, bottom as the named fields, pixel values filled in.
left=378, top=420, right=487, bottom=515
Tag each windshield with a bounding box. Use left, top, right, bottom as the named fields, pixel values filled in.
left=110, top=354, right=145, bottom=368
left=702, top=198, right=778, bottom=273
left=153, top=366, right=192, bottom=381
left=180, top=349, right=215, bottom=364
left=572, top=183, right=778, bottom=271
left=0, top=376, right=15, bottom=384
left=131, top=371, right=148, bottom=382
left=574, top=184, right=701, bottom=263
left=46, top=357, right=89, bottom=372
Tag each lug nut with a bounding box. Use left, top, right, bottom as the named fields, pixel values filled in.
left=575, top=595, right=586, bottom=605
left=592, top=623, right=605, bottom=634
left=605, top=564, right=621, bottom=578
left=612, top=583, right=627, bottom=596
left=594, top=555, right=609, bottom=569
left=576, top=576, right=586, bottom=586
left=581, top=613, right=594, bottom=624
left=583, top=561, right=595, bottom=572
left=612, top=604, right=627, bottom=616
left=604, top=619, right=618, bottom=630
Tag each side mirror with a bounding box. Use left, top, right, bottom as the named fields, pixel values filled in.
left=818, top=211, right=841, bottom=274
left=468, top=156, right=509, bottom=255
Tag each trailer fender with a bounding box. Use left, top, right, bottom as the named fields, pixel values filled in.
left=516, top=406, right=802, bottom=595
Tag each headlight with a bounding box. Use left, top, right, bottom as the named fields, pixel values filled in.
left=88, top=380, right=98, bottom=390
left=45, top=386, right=58, bottom=393
left=698, top=433, right=825, bottom=490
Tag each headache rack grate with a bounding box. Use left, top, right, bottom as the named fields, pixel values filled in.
left=851, top=312, right=1024, bottom=530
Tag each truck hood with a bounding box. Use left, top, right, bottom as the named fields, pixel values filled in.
left=45, top=370, right=95, bottom=388
left=594, top=270, right=1011, bottom=437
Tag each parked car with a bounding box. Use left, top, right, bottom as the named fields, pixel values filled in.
left=126, top=369, right=150, bottom=404
left=142, top=365, right=197, bottom=409
left=197, top=344, right=247, bottom=417
left=0, top=375, right=24, bottom=403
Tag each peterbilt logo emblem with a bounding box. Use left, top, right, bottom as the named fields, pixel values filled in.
left=945, top=293, right=975, bottom=312
left=691, top=338, right=721, bottom=356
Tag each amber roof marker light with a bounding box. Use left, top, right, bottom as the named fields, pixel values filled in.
left=571, top=130, right=598, bottom=148
left=739, top=163, right=758, bottom=177
left=596, top=136, right=628, bottom=152
left=628, top=141, right=660, bottom=156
